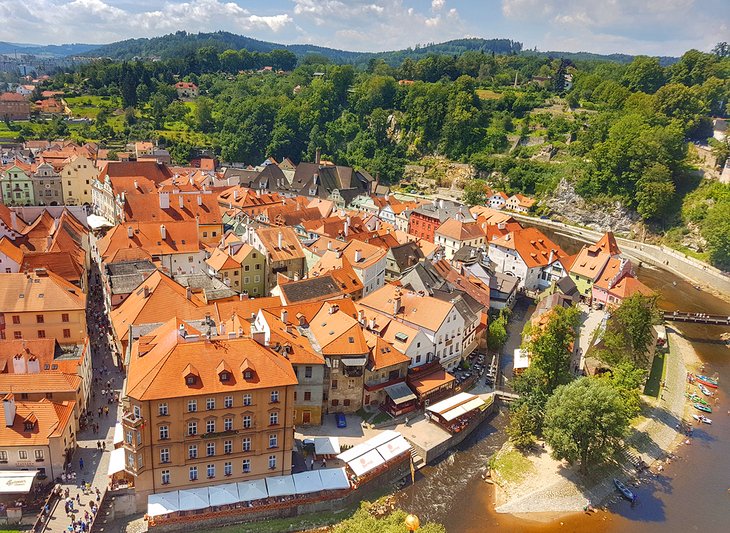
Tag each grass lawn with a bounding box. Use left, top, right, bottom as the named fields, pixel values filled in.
left=65, top=95, right=121, bottom=119
left=490, top=446, right=536, bottom=485
left=643, top=351, right=666, bottom=398
left=476, top=89, right=503, bottom=100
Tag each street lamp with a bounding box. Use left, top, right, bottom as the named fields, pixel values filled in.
left=405, top=513, right=420, bottom=531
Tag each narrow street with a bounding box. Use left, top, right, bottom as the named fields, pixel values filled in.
left=40, top=255, right=126, bottom=533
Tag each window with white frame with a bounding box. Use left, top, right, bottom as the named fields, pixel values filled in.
left=158, top=403, right=168, bottom=416
left=242, top=459, right=250, bottom=473
left=207, top=464, right=215, bottom=478
left=242, top=437, right=251, bottom=452
left=188, top=445, right=197, bottom=459
left=243, top=415, right=252, bottom=429
left=243, top=394, right=252, bottom=406
left=269, top=434, right=278, bottom=448
left=224, top=417, right=233, bottom=431
left=224, top=396, right=233, bottom=408
left=206, top=442, right=215, bottom=456
left=270, top=390, right=279, bottom=403
left=224, top=461, right=232, bottom=476
left=224, top=440, right=232, bottom=454
left=206, top=398, right=215, bottom=410
left=187, top=399, right=197, bottom=412
left=206, top=420, right=216, bottom=433
left=34, top=450, right=44, bottom=460
left=160, top=448, right=170, bottom=463
left=268, top=455, right=277, bottom=470
left=189, top=466, right=198, bottom=481
left=269, top=412, right=279, bottom=426
left=161, top=470, right=170, bottom=485
left=187, top=421, right=197, bottom=436
left=159, top=425, right=169, bottom=440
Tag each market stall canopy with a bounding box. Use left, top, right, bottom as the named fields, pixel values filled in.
left=113, top=422, right=123, bottom=445
left=426, top=392, right=486, bottom=422
left=208, top=483, right=239, bottom=507
left=178, top=488, right=210, bottom=511
left=293, top=471, right=325, bottom=494
left=107, top=447, right=126, bottom=476
left=265, top=475, right=296, bottom=498
left=237, top=479, right=268, bottom=501
left=376, top=435, right=412, bottom=462
left=147, top=491, right=179, bottom=517
left=318, top=467, right=351, bottom=491
left=87, top=214, right=113, bottom=229
left=0, top=471, right=37, bottom=494
left=383, top=382, right=417, bottom=405
left=337, top=430, right=399, bottom=463
left=341, top=357, right=367, bottom=366
left=314, top=436, right=340, bottom=455
left=347, top=448, right=386, bottom=477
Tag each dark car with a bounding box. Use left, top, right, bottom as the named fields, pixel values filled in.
left=335, top=413, right=347, bottom=428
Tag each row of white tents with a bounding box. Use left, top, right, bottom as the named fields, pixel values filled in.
left=336, top=430, right=412, bottom=477
left=147, top=468, right=351, bottom=517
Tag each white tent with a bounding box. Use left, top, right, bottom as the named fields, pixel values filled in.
left=376, top=435, right=412, bottom=462
left=318, top=468, right=351, bottom=491
left=208, top=483, right=239, bottom=507
left=348, top=448, right=386, bottom=477
left=107, top=447, right=126, bottom=476
left=178, top=488, right=210, bottom=511
left=337, top=430, right=399, bottom=463
left=314, top=436, right=340, bottom=455
left=265, top=475, right=297, bottom=498
left=0, top=471, right=37, bottom=494
left=237, top=479, right=268, bottom=502
left=87, top=214, right=113, bottom=229
left=293, top=471, right=324, bottom=494
left=113, top=423, right=123, bottom=446
left=147, top=491, right=179, bottom=517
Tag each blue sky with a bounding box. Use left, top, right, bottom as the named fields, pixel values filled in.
left=0, top=1, right=727, bottom=56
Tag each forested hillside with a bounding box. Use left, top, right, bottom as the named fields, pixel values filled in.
left=26, top=41, right=730, bottom=269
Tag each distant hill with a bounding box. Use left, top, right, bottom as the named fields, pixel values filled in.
left=0, top=41, right=99, bottom=57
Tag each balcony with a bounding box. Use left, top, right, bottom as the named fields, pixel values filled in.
left=122, top=412, right=143, bottom=429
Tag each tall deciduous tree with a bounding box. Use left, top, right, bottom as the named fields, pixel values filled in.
left=623, top=56, right=665, bottom=93
left=544, top=378, right=630, bottom=472
left=599, top=293, right=661, bottom=369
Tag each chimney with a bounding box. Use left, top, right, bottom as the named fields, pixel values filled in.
left=178, top=323, right=187, bottom=338
left=281, top=309, right=288, bottom=323
left=179, top=195, right=184, bottom=209
left=46, top=235, right=53, bottom=250
left=159, top=192, right=170, bottom=209
left=327, top=241, right=332, bottom=251
left=368, top=317, right=376, bottom=330
left=293, top=271, right=300, bottom=281
left=27, top=356, right=40, bottom=374
left=134, top=179, right=138, bottom=190
left=315, top=147, right=321, bottom=165
left=548, top=249, right=555, bottom=264
left=197, top=194, right=202, bottom=206
left=285, top=323, right=293, bottom=334
left=10, top=211, right=17, bottom=231
left=233, top=189, right=239, bottom=201
left=497, top=222, right=506, bottom=230
left=277, top=232, right=283, bottom=249
left=439, top=199, right=444, bottom=209
left=12, top=354, right=26, bottom=374
left=358, top=309, right=365, bottom=324
left=344, top=220, right=349, bottom=237
left=160, top=224, right=167, bottom=240
left=354, top=249, right=362, bottom=262
left=186, top=286, right=192, bottom=300
left=3, top=394, right=16, bottom=427
left=143, top=286, right=150, bottom=298
left=393, top=290, right=402, bottom=315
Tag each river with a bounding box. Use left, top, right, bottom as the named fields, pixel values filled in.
left=398, top=237, right=730, bottom=532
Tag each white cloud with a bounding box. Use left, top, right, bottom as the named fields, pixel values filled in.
left=432, top=0, right=446, bottom=11
left=0, top=0, right=293, bottom=44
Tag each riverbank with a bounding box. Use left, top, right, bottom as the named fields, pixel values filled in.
left=490, top=328, right=699, bottom=519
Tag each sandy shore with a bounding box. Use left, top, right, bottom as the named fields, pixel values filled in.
left=491, top=329, right=698, bottom=517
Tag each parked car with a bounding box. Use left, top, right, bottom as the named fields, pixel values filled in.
left=335, top=413, right=347, bottom=428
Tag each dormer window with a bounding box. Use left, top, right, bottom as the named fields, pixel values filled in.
left=183, top=363, right=199, bottom=386
left=186, top=375, right=196, bottom=385
left=240, top=359, right=256, bottom=381
left=24, top=421, right=35, bottom=431
left=244, top=370, right=253, bottom=380
left=220, top=371, right=230, bottom=382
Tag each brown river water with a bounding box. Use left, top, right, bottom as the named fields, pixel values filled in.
left=398, top=234, right=730, bottom=532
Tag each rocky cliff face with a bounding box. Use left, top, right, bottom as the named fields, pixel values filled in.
left=543, top=179, right=639, bottom=233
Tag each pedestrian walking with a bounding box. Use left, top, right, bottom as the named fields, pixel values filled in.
left=79, top=457, right=84, bottom=471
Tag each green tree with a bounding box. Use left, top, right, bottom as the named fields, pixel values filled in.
left=653, top=83, right=708, bottom=135
left=512, top=366, right=551, bottom=433
left=463, top=178, right=489, bottom=206
left=507, top=403, right=538, bottom=449
left=636, top=163, right=676, bottom=221
left=487, top=308, right=510, bottom=351
left=601, top=361, right=646, bottom=419
left=194, top=97, right=214, bottom=132
left=599, top=293, right=661, bottom=369
left=623, top=56, right=665, bottom=93
left=522, top=305, right=580, bottom=393
left=703, top=198, right=730, bottom=269
left=544, top=378, right=630, bottom=472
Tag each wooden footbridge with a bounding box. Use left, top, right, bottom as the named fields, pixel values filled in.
left=663, top=311, right=730, bottom=326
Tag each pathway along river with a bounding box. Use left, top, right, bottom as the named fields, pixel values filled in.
left=398, top=232, right=730, bottom=533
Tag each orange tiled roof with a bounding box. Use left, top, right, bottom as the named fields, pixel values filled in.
left=123, top=192, right=223, bottom=226
left=98, top=221, right=201, bottom=262
left=593, top=257, right=624, bottom=291
left=0, top=338, right=85, bottom=375
left=608, top=276, right=654, bottom=299
left=364, top=331, right=410, bottom=371
left=0, top=372, right=81, bottom=393
left=491, top=227, right=568, bottom=269
left=205, top=247, right=241, bottom=271
left=0, top=236, right=23, bottom=264
left=0, top=397, right=75, bottom=446
left=595, top=232, right=621, bottom=256
left=255, top=226, right=305, bottom=262
left=126, top=318, right=297, bottom=401
left=569, top=245, right=612, bottom=281
left=0, top=270, right=85, bottom=313
left=435, top=219, right=484, bottom=241
left=358, top=284, right=454, bottom=332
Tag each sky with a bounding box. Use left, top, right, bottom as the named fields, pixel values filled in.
left=0, top=0, right=728, bottom=56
